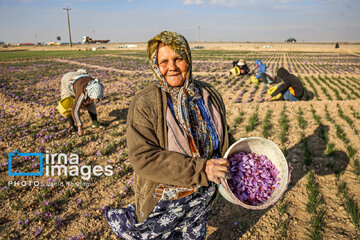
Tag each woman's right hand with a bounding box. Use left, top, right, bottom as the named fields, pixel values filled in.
left=204, top=158, right=230, bottom=184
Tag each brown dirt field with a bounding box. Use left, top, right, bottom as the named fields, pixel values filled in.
left=0, top=44, right=359, bottom=239
left=2, top=42, right=360, bottom=54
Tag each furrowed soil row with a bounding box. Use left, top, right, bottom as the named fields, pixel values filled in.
left=1, top=51, right=360, bottom=239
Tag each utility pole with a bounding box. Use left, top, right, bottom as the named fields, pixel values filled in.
left=198, top=25, right=200, bottom=42
left=63, top=7, right=72, bottom=47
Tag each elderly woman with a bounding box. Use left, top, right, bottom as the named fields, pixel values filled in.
left=105, top=31, right=234, bottom=239
left=60, top=69, right=104, bottom=135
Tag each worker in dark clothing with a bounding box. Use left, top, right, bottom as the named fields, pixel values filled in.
left=267, top=67, right=304, bottom=101
left=232, top=59, right=250, bottom=75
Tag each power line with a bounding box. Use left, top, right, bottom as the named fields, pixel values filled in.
left=198, top=25, right=200, bottom=42
left=63, top=7, right=72, bottom=47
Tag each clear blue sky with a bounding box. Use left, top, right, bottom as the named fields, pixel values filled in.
left=1, top=0, right=359, bottom=43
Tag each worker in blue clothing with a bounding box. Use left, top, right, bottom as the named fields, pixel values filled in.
left=254, top=59, right=275, bottom=84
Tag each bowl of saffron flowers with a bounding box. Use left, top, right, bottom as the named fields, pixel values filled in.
left=219, top=137, right=290, bottom=209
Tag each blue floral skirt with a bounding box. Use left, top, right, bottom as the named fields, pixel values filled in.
left=104, top=183, right=216, bottom=240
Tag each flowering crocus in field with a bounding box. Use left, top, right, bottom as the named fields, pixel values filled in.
left=77, top=199, right=82, bottom=205
left=45, top=211, right=52, bottom=218
left=228, top=152, right=280, bottom=206
left=34, top=211, right=40, bottom=216
left=55, top=216, right=63, bottom=226
left=68, top=232, right=84, bottom=240
left=34, top=227, right=43, bottom=236
left=119, top=149, right=124, bottom=156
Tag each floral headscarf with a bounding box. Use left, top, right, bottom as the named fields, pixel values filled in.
left=147, top=31, right=212, bottom=158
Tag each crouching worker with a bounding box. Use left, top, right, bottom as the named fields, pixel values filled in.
left=230, top=59, right=250, bottom=76
left=255, top=59, right=275, bottom=84
left=58, top=69, right=104, bottom=136
left=267, top=67, right=304, bottom=101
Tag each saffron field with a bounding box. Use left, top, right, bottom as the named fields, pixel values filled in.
left=0, top=49, right=359, bottom=239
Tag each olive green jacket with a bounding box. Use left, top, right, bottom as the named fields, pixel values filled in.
left=126, top=80, right=233, bottom=222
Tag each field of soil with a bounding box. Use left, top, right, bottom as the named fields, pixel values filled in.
left=3, top=41, right=360, bottom=54
left=0, top=43, right=359, bottom=239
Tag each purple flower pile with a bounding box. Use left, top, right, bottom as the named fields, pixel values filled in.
left=228, top=152, right=280, bottom=206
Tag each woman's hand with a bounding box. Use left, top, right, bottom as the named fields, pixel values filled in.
left=78, top=126, right=84, bottom=136
left=204, top=158, right=230, bottom=184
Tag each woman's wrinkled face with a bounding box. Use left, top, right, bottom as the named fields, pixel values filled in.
left=157, top=43, right=188, bottom=87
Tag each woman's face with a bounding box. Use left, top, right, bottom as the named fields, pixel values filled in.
left=157, top=43, right=188, bottom=87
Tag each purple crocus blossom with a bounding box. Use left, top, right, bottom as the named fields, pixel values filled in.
left=228, top=152, right=280, bottom=206
left=34, top=227, right=43, bottom=236
left=55, top=216, right=63, bottom=226
left=45, top=211, right=52, bottom=218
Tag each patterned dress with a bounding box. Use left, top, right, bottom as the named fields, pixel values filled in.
left=105, top=183, right=216, bottom=240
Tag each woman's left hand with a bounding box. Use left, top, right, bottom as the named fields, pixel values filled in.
left=204, top=158, right=230, bottom=184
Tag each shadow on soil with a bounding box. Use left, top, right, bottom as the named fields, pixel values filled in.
left=207, top=125, right=350, bottom=239
left=105, top=108, right=129, bottom=126
left=302, top=89, right=315, bottom=101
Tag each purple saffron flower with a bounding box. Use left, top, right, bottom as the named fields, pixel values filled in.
left=55, top=216, right=63, bottom=226
left=34, top=227, right=42, bottom=236
left=228, top=152, right=280, bottom=206
left=45, top=211, right=52, bottom=218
